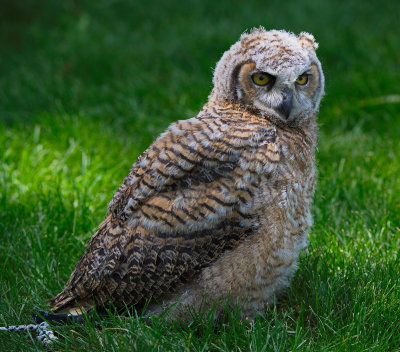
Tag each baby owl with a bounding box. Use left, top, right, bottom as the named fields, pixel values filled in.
left=50, top=28, right=325, bottom=320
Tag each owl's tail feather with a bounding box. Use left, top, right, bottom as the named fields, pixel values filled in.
left=49, top=291, right=95, bottom=317
left=49, top=294, right=75, bottom=312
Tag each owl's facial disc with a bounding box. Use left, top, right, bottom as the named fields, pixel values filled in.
left=235, top=61, right=321, bottom=125
left=248, top=69, right=294, bottom=119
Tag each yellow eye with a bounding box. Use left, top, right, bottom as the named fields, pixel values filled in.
left=252, top=72, right=272, bottom=86
left=296, top=73, right=309, bottom=85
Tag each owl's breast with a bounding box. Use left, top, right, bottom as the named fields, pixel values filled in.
left=273, top=138, right=316, bottom=236
left=245, top=128, right=316, bottom=238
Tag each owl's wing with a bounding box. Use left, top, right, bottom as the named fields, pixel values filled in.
left=51, top=113, right=280, bottom=312
left=107, top=117, right=244, bottom=219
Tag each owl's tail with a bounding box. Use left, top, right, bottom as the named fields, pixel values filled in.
left=49, top=273, right=97, bottom=315
left=49, top=217, right=115, bottom=314
left=49, top=293, right=84, bottom=314
left=49, top=261, right=96, bottom=315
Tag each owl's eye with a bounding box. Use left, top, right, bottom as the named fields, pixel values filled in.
left=296, top=73, right=309, bottom=85
left=252, top=72, right=273, bottom=86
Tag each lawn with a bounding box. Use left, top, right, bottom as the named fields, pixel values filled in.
left=0, top=0, right=399, bottom=351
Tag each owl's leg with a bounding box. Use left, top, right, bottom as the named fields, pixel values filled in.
left=144, top=280, right=231, bottom=324
left=145, top=283, right=246, bottom=324
left=145, top=282, right=201, bottom=318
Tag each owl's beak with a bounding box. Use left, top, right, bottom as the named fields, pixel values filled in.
left=276, top=88, right=293, bottom=119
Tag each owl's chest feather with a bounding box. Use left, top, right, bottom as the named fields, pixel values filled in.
left=242, top=126, right=315, bottom=206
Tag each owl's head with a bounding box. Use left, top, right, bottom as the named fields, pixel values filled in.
left=210, top=28, right=325, bottom=126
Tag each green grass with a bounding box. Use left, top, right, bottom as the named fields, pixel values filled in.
left=0, top=0, right=399, bottom=350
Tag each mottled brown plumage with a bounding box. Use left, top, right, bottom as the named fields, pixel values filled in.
left=51, top=28, right=324, bottom=319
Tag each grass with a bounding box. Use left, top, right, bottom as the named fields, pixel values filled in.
left=0, top=0, right=399, bottom=350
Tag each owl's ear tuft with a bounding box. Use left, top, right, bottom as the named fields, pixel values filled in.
left=299, top=32, right=319, bottom=50
left=249, top=26, right=266, bottom=35
left=240, top=26, right=266, bottom=43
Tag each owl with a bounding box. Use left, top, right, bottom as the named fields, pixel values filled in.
left=50, top=28, right=324, bottom=320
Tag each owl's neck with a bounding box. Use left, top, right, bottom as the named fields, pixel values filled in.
left=204, top=98, right=318, bottom=137
left=208, top=87, right=234, bottom=104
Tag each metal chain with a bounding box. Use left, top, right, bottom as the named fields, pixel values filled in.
left=0, top=321, right=58, bottom=344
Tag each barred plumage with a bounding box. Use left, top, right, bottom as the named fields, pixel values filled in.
left=51, top=28, right=324, bottom=319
